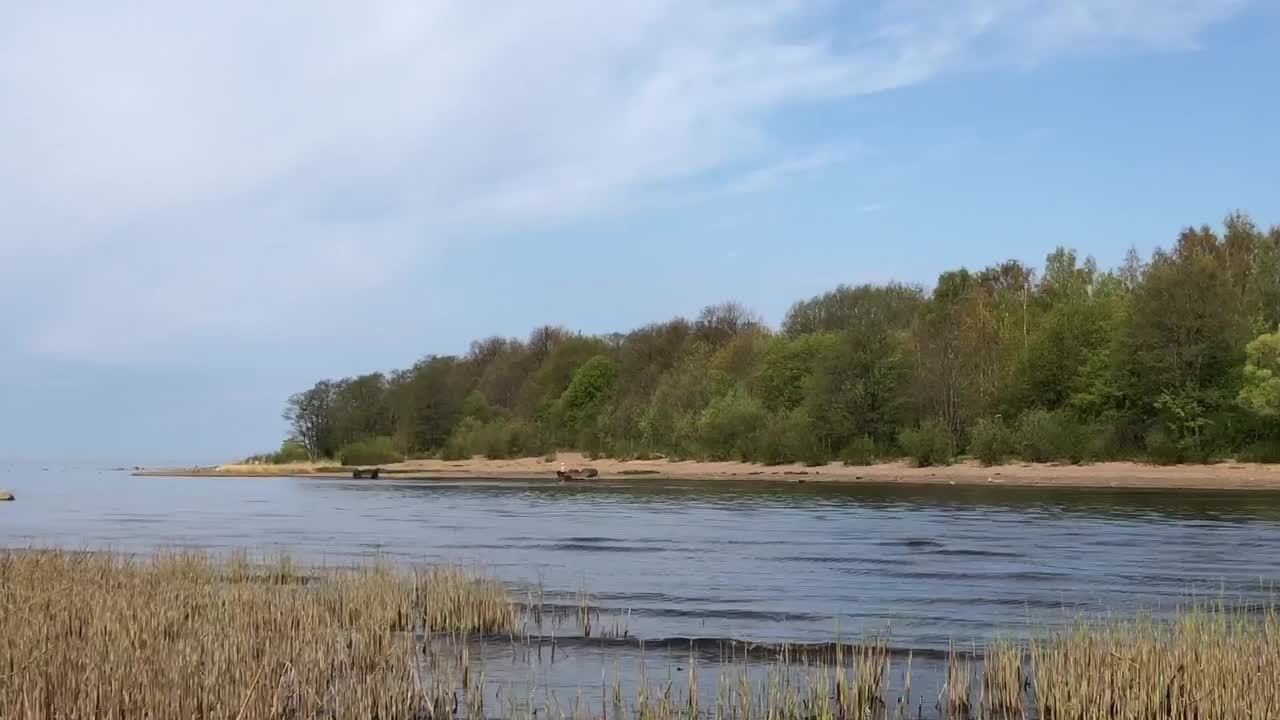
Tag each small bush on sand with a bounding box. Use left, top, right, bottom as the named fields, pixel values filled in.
left=1239, top=439, right=1280, bottom=463
left=1144, top=426, right=1182, bottom=465
left=898, top=420, right=955, bottom=467
left=969, top=418, right=1016, bottom=466
left=1016, top=409, right=1091, bottom=464
left=244, top=439, right=313, bottom=464
left=802, top=444, right=831, bottom=467
left=339, top=436, right=403, bottom=466
left=758, top=409, right=824, bottom=466
left=839, top=436, right=880, bottom=466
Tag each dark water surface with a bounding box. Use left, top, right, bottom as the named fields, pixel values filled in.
left=4, top=463, right=1280, bottom=654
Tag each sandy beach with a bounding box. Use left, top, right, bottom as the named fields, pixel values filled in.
left=134, top=452, right=1280, bottom=491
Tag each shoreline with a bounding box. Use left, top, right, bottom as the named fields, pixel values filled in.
left=134, top=453, right=1280, bottom=491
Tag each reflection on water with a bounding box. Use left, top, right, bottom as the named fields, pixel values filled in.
left=3, top=463, right=1280, bottom=653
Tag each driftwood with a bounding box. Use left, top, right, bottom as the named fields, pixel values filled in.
left=352, top=468, right=381, bottom=479
left=556, top=467, right=599, bottom=481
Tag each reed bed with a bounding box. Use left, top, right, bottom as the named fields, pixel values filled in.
left=417, top=566, right=520, bottom=635
left=0, top=549, right=510, bottom=719
left=2, top=549, right=1277, bottom=719
left=1028, top=604, right=1280, bottom=719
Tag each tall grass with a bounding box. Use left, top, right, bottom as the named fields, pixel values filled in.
left=0, top=549, right=513, bottom=720
left=416, top=565, right=519, bottom=634
left=1029, top=604, right=1280, bottom=719
left=2, top=549, right=1277, bottom=719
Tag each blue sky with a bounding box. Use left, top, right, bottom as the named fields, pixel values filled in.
left=2, top=0, right=1278, bottom=464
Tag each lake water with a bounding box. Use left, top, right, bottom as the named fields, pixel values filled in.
left=4, top=463, right=1279, bottom=656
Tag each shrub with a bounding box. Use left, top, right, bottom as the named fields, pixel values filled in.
left=898, top=420, right=954, bottom=467
left=441, top=417, right=552, bottom=461
left=511, top=419, right=552, bottom=458
left=1086, top=421, right=1139, bottom=461
left=1144, top=426, right=1181, bottom=465
left=1239, top=440, right=1280, bottom=463
left=274, top=440, right=311, bottom=463
left=758, top=409, right=818, bottom=466
left=968, top=418, right=1015, bottom=466
left=461, top=390, right=493, bottom=422
left=440, top=440, right=470, bottom=462
left=244, top=440, right=313, bottom=465
left=1016, top=409, right=1057, bottom=463
left=1056, top=418, right=1091, bottom=464
left=802, top=443, right=831, bottom=467
left=480, top=423, right=511, bottom=460
left=697, top=390, right=766, bottom=461
left=338, top=436, right=403, bottom=466
left=1152, top=390, right=1218, bottom=464
left=1016, top=409, right=1091, bottom=464
left=839, top=436, right=880, bottom=466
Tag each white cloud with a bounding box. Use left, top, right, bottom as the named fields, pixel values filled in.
left=720, top=145, right=854, bottom=196
left=0, top=0, right=1247, bottom=361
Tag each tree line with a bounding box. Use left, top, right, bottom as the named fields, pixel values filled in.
left=272, top=212, right=1280, bottom=467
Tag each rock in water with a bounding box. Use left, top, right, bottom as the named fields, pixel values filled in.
left=0, top=491, right=14, bottom=501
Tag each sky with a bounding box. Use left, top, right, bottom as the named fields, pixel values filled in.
left=2, top=0, right=1278, bottom=464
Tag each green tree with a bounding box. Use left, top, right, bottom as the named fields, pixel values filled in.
left=278, top=211, right=1277, bottom=468
left=708, top=329, right=772, bottom=398
left=330, top=373, right=392, bottom=447
left=912, top=270, right=984, bottom=437
left=755, top=333, right=838, bottom=413
left=461, top=390, right=493, bottom=422
left=698, top=389, right=766, bottom=460
left=1012, top=251, right=1119, bottom=414
left=1118, top=236, right=1249, bottom=419
left=646, top=345, right=715, bottom=457
left=284, top=381, right=338, bottom=459
left=470, top=337, right=530, bottom=412
left=1239, top=331, right=1280, bottom=417
left=554, top=355, right=619, bottom=440
left=694, top=302, right=763, bottom=348
left=522, top=334, right=609, bottom=416
left=1250, top=227, right=1280, bottom=330
left=804, top=329, right=911, bottom=452
left=394, top=356, right=469, bottom=454
left=782, top=283, right=922, bottom=337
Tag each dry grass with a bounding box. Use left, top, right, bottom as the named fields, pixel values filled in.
left=1029, top=604, right=1280, bottom=719
left=215, top=462, right=328, bottom=475
left=0, top=549, right=516, bottom=720
left=416, top=565, right=520, bottom=635
left=3, top=549, right=1277, bottom=720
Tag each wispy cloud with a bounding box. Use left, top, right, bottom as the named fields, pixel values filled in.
left=719, top=145, right=853, bottom=196
left=0, top=0, right=1248, bottom=362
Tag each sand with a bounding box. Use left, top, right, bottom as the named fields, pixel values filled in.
left=135, top=453, right=1280, bottom=491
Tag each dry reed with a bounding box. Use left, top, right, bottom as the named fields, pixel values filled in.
left=0, top=549, right=512, bottom=719
left=1030, top=603, right=1280, bottom=719
left=3, top=549, right=1277, bottom=720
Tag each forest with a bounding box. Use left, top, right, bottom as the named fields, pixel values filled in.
left=271, top=212, right=1280, bottom=468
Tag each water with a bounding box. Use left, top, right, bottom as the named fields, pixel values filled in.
left=4, top=463, right=1279, bottom=655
